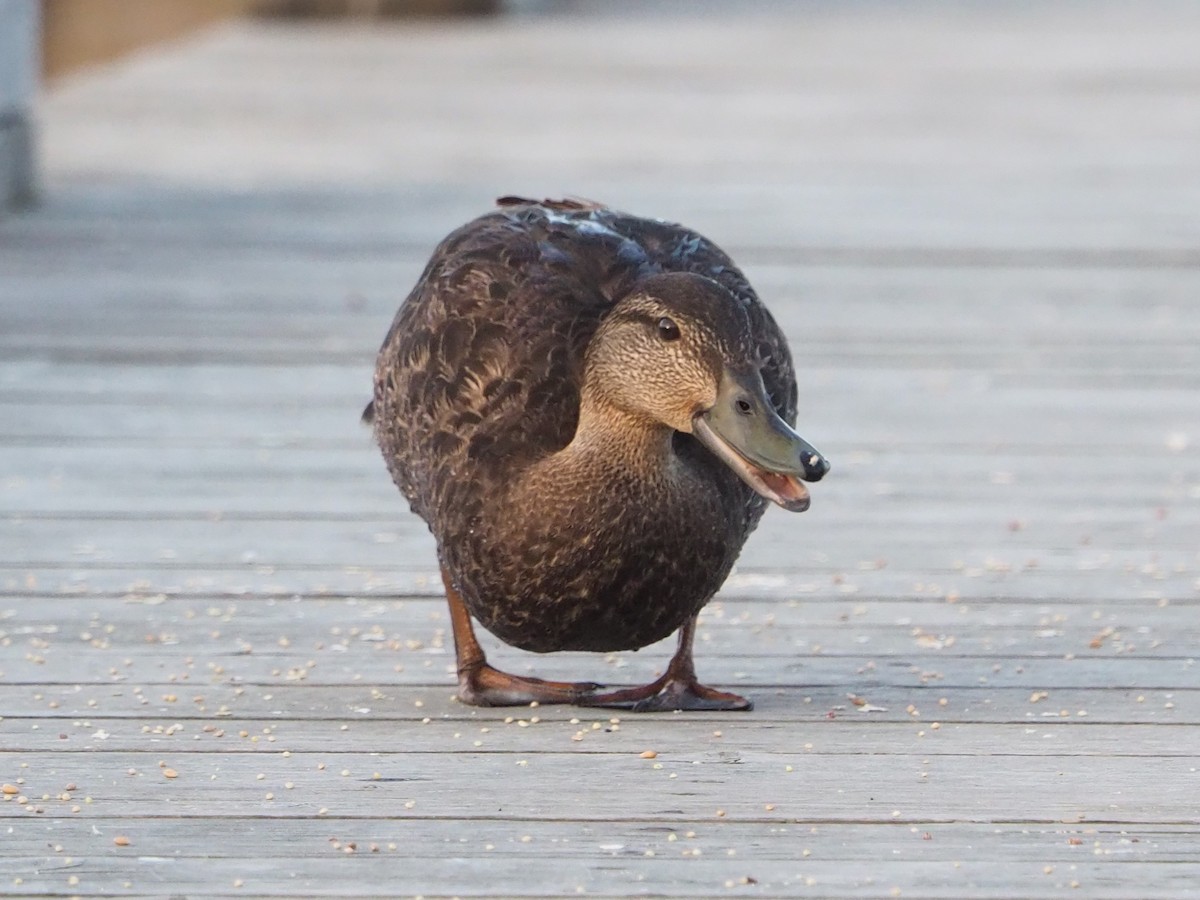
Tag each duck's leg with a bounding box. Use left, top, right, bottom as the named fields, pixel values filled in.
left=442, top=568, right=601, bottom=707
left=580, top=615, right=752, bottom=712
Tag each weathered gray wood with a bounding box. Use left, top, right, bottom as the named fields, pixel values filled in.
left=4, top=502, right=1198, bottom=555
left=1, top=1, right=1199, bottom=897
left=2, top=856, right=1198, bottom=899
left=3, top=596, right=1199, bottom=671
left=4, top=716, right=1199, bottom=753
left=3, top=746, right=1198, bottom=822
left=5, top=816, right=1200, bottom=861
left=3, top=562, right=1197, bottom=607
left=5, top=594, right=1197, bottom=634
left=2, top=682, right=1197, bottom=725
left=3, top=647, right=1197, bottom=691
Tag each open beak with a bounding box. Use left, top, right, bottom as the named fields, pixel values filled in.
left=691, top=369, right=829, bottom=512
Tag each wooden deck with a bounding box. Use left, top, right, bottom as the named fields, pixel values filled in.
left=2, top=2, right=1199, bottom=897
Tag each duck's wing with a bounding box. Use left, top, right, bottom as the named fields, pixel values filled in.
left=372, top=203, right=649, bottom=521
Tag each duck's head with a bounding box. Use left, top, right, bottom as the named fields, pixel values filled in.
left=585, top=272, right=829, bottom=512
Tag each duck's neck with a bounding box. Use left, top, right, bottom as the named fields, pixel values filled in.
left=567, top=393, right=679, bottom=478
left=510, top=395, right=681, bottom=516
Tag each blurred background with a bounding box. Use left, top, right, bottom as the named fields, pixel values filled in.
left=38, top=0, right=500, bottom=83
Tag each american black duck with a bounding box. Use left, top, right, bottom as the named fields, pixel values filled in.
left=368, top=197, right=828, bottom=711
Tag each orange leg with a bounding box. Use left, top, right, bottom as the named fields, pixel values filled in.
left=442, top=568, right=601, bottom=707
left=581, top=615, right=752, bottom=712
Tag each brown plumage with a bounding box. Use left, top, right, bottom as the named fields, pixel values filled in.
left=370, top=197, right=827, bottom=710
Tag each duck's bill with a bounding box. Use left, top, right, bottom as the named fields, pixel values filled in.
left=692, top=370, right=829, bottom=513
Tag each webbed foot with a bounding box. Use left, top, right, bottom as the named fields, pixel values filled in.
left=578, top=613, right=751, bottom=712
left=457, top=663, right=602, bottom=707
left=443, top=567, right=603, bottom=707
left=441, top=569, right=749, bottom=712
left=580, top=675, right=752, bottom=712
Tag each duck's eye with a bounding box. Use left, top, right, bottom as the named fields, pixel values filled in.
left=656, top=317, right=681, bottom=341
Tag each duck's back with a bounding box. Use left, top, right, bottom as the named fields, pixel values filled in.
left=371, top=198, right=797, bottom=535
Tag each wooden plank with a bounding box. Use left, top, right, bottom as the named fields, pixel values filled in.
left=3, top=519, right=1196, bottom=600
left=2, top=639, right=1197, bottom=692
left=4, top=194, right=1200, bottom=275
left=0, top=812, right=1197, bottom=898
left=2, top=264, right=1200, bottom=366
left=4, top=715, right=1200, bottom=752
left=3, top=472, right=1191, bottom=523
left=3, top=747, right=1198, bottom=824
left=4, top=564, right=1196, bottom=608
left=4, top=379, right=1200, bottom=447
left=6, top=527, right=1189, bottom=587
left=1, top=854, right=1197, bottom=899
left=3, top=595, right=1198, bottom=665
left=0, top=681, right=1195, bottom=724
left=5, top=594, right=1196, bottom=636
left=5, top=816, right=1199, bottom=860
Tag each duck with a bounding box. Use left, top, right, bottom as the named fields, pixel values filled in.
left=366, top=197, right=828, bottom=711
